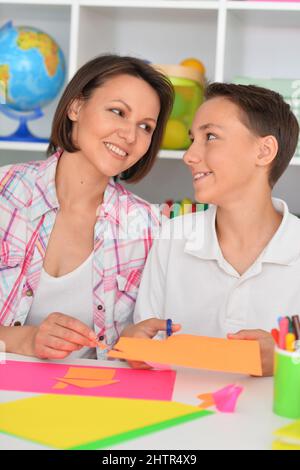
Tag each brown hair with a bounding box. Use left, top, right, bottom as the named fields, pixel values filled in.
left=47, top=54, right=174, bottom=183
left=205, top=82, right=299, bottom=188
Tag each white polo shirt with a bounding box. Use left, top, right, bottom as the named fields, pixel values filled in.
left=134, top=198, right=300, bottom=337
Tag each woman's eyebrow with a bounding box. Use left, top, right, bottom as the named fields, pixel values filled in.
left=110, top=99, right=131, bottom=111
left=109, top=99, right=157, bottom=123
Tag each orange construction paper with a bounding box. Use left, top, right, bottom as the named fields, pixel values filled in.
left=63, top=367, right=116, bottom=380
left=52, top=381, right=68, bottom=390
left=52, top=366, right=118, bottom=389
left=108, top=334, right=262, bottom=376
left=54, top=378, right=119, bottom=389
left=197, top=393, right=215, bottom=409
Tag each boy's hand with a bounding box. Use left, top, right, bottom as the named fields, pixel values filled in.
left=121, top=318, right=181, bottom=369
left=227, top=329, right=275, bottom=376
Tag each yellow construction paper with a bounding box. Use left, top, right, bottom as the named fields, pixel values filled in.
left=54, top=377, right=119, bottom=388
left=0, top=394, right=212, bottom=449
left=108, top=334, right=262, bottom=376
left=272, top=440, right=300, bottom=450
left=273, top=419, right=300, bottom=449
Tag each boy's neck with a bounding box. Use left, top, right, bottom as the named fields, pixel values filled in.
left=215, top=189, right=283, bottom=275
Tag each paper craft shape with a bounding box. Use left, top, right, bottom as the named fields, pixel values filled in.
left=198, top=384, right=244, bottom=413
left=0, top=394, right=213, bottom=449
left=197, top=393, right=215, bottom=409
left=54, top=378, right=119, bottom=388
left=108, top=334, right=262, bottom=376
left=0, top=360, right=176, bottom=401
left=64, top=366, right=116, bottom=380
left=53, top=366, right=119, bottom=389
left=273, top=420, right=300, bottom=450
left=53, top=381, right=68, bottom=389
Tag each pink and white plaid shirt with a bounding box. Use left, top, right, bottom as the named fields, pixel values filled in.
left=0, top=151, right=160, bottom=358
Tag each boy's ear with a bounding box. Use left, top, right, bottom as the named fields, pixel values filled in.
left=256, top=135, right=278, bottom=167
left=67, top=97, right=84, bottom=122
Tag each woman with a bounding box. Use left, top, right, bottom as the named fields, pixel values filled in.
left=0, top=54, right=174, bottom=360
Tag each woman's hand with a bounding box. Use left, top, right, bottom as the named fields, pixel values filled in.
left=227, top=329, right=275, bottom=376
left=121, top=318, right=181, bottom=369
left=26, top=312, right=98, bottom=359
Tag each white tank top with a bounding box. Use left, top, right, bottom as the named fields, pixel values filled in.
left=26, top=253, right=96, bottom=359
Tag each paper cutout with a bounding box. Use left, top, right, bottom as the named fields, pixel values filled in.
left=53, top=381, right=68, bottom=390
left=53, top=366, right=119, bottom=389
left=0, top=394, right=213, bottom=449
left=63, top=366, right=116, bottom=380
left=213, top=384, right=243, bottom=412
left=108, top=334, right=262, bottom=376
left=198, top=384, right=243, bottom=413
left=0, top=360, right=176, bottom=401
left=273, top=419, right=300, bottom=450
left=197, top=393, right=215, bottom=409
left=54, top=377, right=119, bottom=388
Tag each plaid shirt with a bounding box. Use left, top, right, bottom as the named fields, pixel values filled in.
left=0, top=151, right=160, bottom=358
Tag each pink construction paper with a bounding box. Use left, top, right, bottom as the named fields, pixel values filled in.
left=212, top=384, right=243, bottom=413
left=0, top=360, right=176, bottom=401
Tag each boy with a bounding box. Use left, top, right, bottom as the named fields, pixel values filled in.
left=123, top=83, right=300, bottom=376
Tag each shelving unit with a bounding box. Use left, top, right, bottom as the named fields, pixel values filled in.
left=1, top=0, right=300, bottom=211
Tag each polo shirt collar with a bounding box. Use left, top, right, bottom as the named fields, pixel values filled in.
left=184, top=198, right=300, bottom=269
left=261, top=198, right=300, bottom=266
left=184, top=204, right=220, bottom=261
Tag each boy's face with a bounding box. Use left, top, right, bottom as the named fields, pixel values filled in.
left=183, top=97, right=265, bottom=206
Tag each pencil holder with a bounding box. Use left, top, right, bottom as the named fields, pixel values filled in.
left=273, top=347, right=300, bottom=419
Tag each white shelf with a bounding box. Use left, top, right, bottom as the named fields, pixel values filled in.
left=1, top=143, right=299, bottom=168
left=0, top=144, right=182, bottom=160
left=0, top=142, right=48, bottom=152
left=79, top=0, right=219, bottom=9
left=227, top=1, right=300, bottom=11
left=0, top=0, right=72, bottom=4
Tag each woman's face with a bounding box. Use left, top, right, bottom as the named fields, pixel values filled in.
left=68, top=73, right=160, bottom=179
left=183, top=96, right=262, bottom=206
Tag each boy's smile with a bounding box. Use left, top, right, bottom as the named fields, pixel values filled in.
left=183, top=96, right=263, bottom=206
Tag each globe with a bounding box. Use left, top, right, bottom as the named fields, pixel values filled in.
left=0, top=20, right=66, bottom=141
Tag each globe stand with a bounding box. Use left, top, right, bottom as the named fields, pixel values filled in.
left=0, top=104, right=49, bottom=143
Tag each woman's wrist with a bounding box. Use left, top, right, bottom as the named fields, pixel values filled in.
left=1, top=325, right=38, bottom=356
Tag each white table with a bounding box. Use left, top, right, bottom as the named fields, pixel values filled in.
left=0, top=353, right=291, bottom=450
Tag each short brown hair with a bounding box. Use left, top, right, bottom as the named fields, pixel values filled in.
left=47, top=54, right=174, bottom=183
left=205, top=82, right=299, bottom=187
